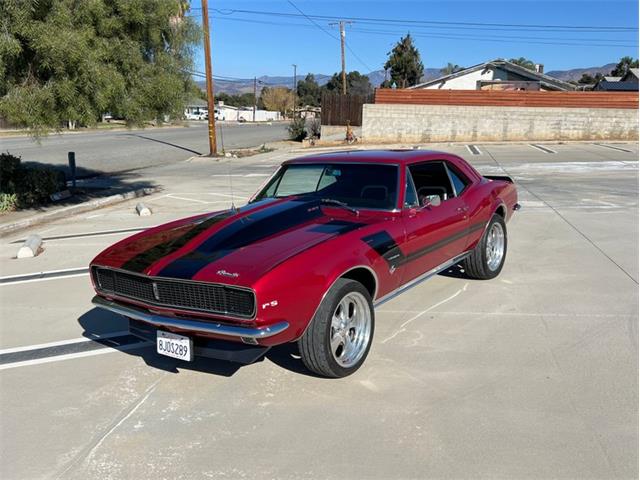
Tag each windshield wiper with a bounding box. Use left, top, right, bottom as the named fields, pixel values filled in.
left=319, top=198, right=359, bottom=216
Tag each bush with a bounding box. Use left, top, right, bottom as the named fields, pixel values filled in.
left=287, top=117, right=307, bottom=141
left=0, top=152, right=66, bottom=208
left=0, top=193, right=18, bottom=213
left=307, top=118, right=321, bottom=139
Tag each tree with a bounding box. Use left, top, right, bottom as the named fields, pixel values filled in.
left=509, top=57, right=536, bottom=71
left=0, top=0, right=200, bottom=136
left=578, top=72, right=604, bottom=84
left=260, top=87, right=294, bottom=116
left=611, top=56, right=639, bottom=76
left=441, top=63, right=463, bottom=75
left=297, top=73, right=321, bottom=106
left=324, top=71, right=373, bottom=96
left=383, top=34, right=424, bottom=88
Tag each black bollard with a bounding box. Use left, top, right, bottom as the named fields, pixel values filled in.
left=68, top=151, right=76, bottom=188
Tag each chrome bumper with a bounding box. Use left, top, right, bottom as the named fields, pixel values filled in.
left=92, top=295, right=289, bottom=340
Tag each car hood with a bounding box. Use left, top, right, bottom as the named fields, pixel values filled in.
left=93, top=198, right=381, bottom=286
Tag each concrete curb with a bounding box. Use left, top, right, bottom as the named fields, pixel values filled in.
left=0, top=187, right=160, bottom=237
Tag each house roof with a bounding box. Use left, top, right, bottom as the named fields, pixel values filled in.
left=594, top=81, right=639, bottom=91
left=186, top=98, right=208, bottom=107
left=603, top=76, right=622, bottom=82
left=409, top=59, right=575, bottom=91
left=622, top=68, right=639, bottom=82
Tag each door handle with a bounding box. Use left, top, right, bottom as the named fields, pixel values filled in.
left=456, top=206, right=468, bottom=212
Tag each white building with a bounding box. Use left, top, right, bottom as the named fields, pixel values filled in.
left=216, top=102, right=281, bottom=122
left=410, top=59, right=575, bottom=91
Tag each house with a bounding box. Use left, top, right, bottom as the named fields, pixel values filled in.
left=594, top=68, right=639, bottom=91
left=184, top=99, right=208, bottom=117
left=409, top=59, right=575, bottom=91
left=217, top=102, right=282, bottom=122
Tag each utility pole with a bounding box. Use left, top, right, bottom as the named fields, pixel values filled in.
left=292, top=64, right=297, bottom=118
left=329, top=21, right=352, bottom=94
left=253, top=76, right=257, bottom=123
left=201, top=0, right=217, bottom=156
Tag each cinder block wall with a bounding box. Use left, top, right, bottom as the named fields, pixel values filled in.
left=362, top=104, right=639, bottom=142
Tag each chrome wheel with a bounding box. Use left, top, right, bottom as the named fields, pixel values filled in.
left=485, top=222, right=505, bottom=271
left=329, top=292, right=372, bottom=368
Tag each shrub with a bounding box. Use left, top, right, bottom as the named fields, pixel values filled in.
left=0, top=193, right=18, bottom=213
left=287, top=117, right=307, bottom=141
left=0, top=152, right=66, bottom=208
left=307, top=118, right=321, bottom=139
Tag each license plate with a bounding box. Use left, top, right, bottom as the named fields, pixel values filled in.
left=157, top=331, right=193, bottom=361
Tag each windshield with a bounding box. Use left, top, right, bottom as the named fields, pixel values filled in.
left=254, top=163, right=399, bottom=210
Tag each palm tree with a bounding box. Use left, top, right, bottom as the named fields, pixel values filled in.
left=441, top=63, right=463, bottom=75
left=508, top=57, right=536, bottom=71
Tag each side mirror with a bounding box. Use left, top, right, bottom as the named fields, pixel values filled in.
left=421, top=194, right=441, bottom=208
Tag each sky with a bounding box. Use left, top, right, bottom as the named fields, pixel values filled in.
left=189, top=0, right=639, bottom=79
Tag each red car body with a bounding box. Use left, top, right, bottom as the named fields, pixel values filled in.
left=90, top=150, right=518, bottom=360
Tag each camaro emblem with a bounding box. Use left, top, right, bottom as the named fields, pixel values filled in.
left=217, top=269, right=239, bottom=278
left=152, top=282, right=160, bottom=301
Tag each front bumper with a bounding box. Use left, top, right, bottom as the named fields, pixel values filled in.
left=92, top=295, right=289, bottom=344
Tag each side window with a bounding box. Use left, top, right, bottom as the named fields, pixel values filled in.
left=408, top=162, right=454, bottom=204
left=404, top=169, right=419, bottom=207
left=446, top=164, right=470, bottom=196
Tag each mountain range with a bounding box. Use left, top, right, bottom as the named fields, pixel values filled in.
left=200, top=63, right=619, bottom=95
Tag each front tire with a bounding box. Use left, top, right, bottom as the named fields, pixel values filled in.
left=298, top=279, right=374, bottom=378
left=463, top=214, right=507, bottom=279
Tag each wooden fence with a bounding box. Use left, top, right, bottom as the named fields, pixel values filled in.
left=374, top=89, right=639, bottom=109
left=321, top=93, right=373, bottom=126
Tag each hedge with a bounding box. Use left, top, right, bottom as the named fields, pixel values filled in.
left=0, top=153, right=66, bottom=210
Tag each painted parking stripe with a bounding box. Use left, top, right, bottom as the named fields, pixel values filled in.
left=0, top=340, right=151, bottom=371
left=10, top=226, right=150, bottom=244
left=466, top=145, right=482, bottom=155
left=529, top=144, right=556, bottom=154
left=594, top=143, right=633, bottom=153
left=0, top=267, right=89, bottom=286
left=0, top=333, right=143, bottom=366
left=0, top=330, right=131, bottom=355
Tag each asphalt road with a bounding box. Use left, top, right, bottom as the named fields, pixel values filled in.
left=0, top=122, right=289, bottom=177
left=0, top=142, right=638, bottom=479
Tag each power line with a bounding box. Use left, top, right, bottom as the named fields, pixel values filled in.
left=203, top=8, right=638, bottom=32
left=286, top=0, right=338, bottom=41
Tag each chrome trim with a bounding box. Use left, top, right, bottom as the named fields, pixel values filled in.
left=92, top=295, right=288, bottom=339
left=373, top=252, right=471, bottom=307
left=91, top=266, right=257, bottom=320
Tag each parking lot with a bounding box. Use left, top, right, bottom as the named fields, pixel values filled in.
left=0, top=142, right=638, bottom=479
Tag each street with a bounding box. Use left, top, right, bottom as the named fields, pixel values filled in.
left=0, top=122, right=289, bottom=177
left=0, top=142, right=637, bottom=479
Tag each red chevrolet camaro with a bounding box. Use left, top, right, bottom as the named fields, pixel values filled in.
left=90, top=150, right=519, bottom=377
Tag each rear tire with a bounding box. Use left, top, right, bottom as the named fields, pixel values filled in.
left=463, top=214, right=507, bottom=280
left=298, top=279, right=374, bottom=378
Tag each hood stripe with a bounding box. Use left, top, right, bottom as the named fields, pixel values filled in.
left=158, top=200, right=327, bottom=280
left=121, top=212, right=231, bottom=273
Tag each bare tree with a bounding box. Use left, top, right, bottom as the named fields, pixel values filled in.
left=261, top=87, right=294, bottom=116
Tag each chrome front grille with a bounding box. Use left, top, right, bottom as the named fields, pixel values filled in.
left=92, top=267, right=255, bottom=319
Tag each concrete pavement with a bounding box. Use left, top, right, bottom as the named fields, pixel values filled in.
left=0, top=142, right=637, bottom=479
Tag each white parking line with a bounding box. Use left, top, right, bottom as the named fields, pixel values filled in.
left=0, top=331, right=131, bottom=355
left=0, top=267, right=89, bottom=286
left=466, top=145, right=482, bottom=155
left=594, top=143, right=633, bottom=153
left=0, top=342, right=151, bottom=371
left=529, top=144, right=557, bottom=154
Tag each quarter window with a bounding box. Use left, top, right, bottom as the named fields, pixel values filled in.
left=446, top=164, right=470, bottom=196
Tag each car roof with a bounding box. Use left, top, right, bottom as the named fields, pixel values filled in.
left=284, top=149, right=458, bottom=166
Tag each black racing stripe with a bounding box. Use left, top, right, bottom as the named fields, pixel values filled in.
left=308, top=219, right=365, bottom=235
left=362, top=222, right=485, bottom=268
left=403, top=222, right=485, bottom=264
left=362, top=231, right=405, bottom=270
left=121, top=212, right=232, bottom=273
left=158, top=200, right=325, bottom=280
